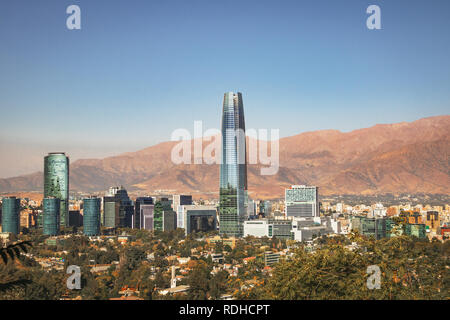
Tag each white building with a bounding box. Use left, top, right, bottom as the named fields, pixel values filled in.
left=285, top=185, right=319, bottom=218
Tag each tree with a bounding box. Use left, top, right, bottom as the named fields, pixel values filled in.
left=186, top=261, right=211, bottom=299
left=0, top=241, right=32, bottom=264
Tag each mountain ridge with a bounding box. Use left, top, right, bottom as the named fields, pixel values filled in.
left=0, top=115, right=449, bottom=199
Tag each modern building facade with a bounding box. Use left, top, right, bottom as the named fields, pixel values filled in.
left=177, top=205, right=217, bottom=235
left=102, top=186, right=133, bottom=228
left=115, top=187, right=134, bottom=228
left=162, top=211, right=177, bottom=232
left=134, top=197, right=154, bottom=229
left=44, top=152, right=69, bottom=227
left=285, top=185, right=319, bottom=218
left=69, top=210, right=82, bottom=228
left=103, top=196, right=120, bottom=228
left=140, top=204, right=155, bottom=230
left=258, top=201, right=272, bottom=217
left=351, top=216, right=394, bottom=240
left=244, top=219, right=293, bottom=240
left=172, top=195, right=192, bottom=212
left=1, top=197, right=20, bottom=234
left=153, top=200, right=173, bottom=231
left=264, top=251, right=281, bottom=267
left=43, top=197, right=60, bottom=236
left=219, top=92, right=247, bottom=238
left=83, top=197, right=101, bottom=236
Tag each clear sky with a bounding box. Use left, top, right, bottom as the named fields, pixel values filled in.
left=0, top=0, right=449, bottom=178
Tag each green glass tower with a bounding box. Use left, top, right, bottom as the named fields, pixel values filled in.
left=219, top=92, right=247, bottom=238
left=154, top=201, right=171, bottom=231
left=43, top=197, right=60, bottom=236
left=44, top=152, right=69, bottom=227
left=83, top=197, right=101, bottom=236
left=1, top=197, right=20, bottom=234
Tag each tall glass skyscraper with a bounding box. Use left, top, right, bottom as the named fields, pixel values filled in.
left=83, top=197, right=101, bottom=236
left=219, top=92, right=248, bottom=238
left=1, top=197, right=20, bottom=235
left=44, top=153, right=69, bottom=227
left=43, top=197, right=60, bottom=236
left=134, top=197, right=153, bottom=229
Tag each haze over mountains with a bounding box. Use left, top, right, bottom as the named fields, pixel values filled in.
left=0, top=116, right=449, bottom=199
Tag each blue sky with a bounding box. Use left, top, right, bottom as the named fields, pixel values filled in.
left=0, top=0, right=449, bottom=177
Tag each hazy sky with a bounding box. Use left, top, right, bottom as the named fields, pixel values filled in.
left=0, top=0, right=449, bottom=178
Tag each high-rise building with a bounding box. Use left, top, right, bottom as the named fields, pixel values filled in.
left=1, top=197, right=20, bottom=234
left=43, top=197, right=60, bottom=236
left=69, top=210, right=82, bottom=227
left=102, top=186, right=133, bottom=228
left=163, top=211, right=177, bottom=232
left=115, top=187, right=134, bottom=228
left=285, top=185, right=319, bottom=218
left=177, top=205, right=217, bottom=235
left=153, top=200, right=174, bottom=232
left=172, top=195, right=192, bottom=212
left=219, top=92, right=247, bottom=238
left=103, top=196, right=120, bottom=228
left=44, top=152, right=69, bottom=227
left=140, top=204, right=155, bottom=230
left=258, top=200, right=272, bottom=217
left=20, top=211, right=35, bottom=229
left=83, top=197, right=101, bottom=236
left=134, top=197, right=154, bottom=229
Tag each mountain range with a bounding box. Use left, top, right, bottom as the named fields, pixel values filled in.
left=0, top=115, right=449, bottom=199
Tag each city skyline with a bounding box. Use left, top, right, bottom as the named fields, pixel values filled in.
left=0, top=0, right=449, bottom=305
left=1, top=0, right=450, bottom=177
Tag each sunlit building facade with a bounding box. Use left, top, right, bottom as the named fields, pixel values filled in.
left=219, top=92, right=247, bottom=237
left=285, top=185, right=319, bottom=218
left=1, top=197, right=20, bottom=234
left=83, top=197, right=101, bottom=236
left=43, top=197, right=60, bottom=236
left=44, top=152, right=69, bottom=227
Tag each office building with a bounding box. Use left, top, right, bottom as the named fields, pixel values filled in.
left=219, top=92, right=247, bottom=237
left=20, top=211, right=36, bottom=229
left=103, top=196, right=120, bottom=228
left=351, top=216, right=394, bottom=240
left=172, top=195, right=192, bottom=212
left=154, top=200, right=173, bottom=231
left=115, top=187, right=134, bottom=228
left=404, top=223, right=427, bottom=239
left=243, top=219, right=293, bottom=240
left=140, top=204, right=155, bottom=231
left=134, top=197, right=153, bottom=229
left=247, top=198, right=256, bottom=218
left=43, top=197, right=60, bottom=236
left=425, top=211, right=440, bottom=233
left=258, top=201, right=272, bottom=217
left=83, top=197, right=101, bottom=236
left=163, top=210, right=176, bottom=232
left=69, top=210, right=82, bottom=227
left=264, top=251, right=281, bottom=267
left=1, top=197, right=20, bottom=234
left=102, top=186, right=133, bottom=228
left=177, top=205, right=217, bottom=235
left=285, top=185, right=319, bottom=218
left=44, top=152, right=69, bottom=227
